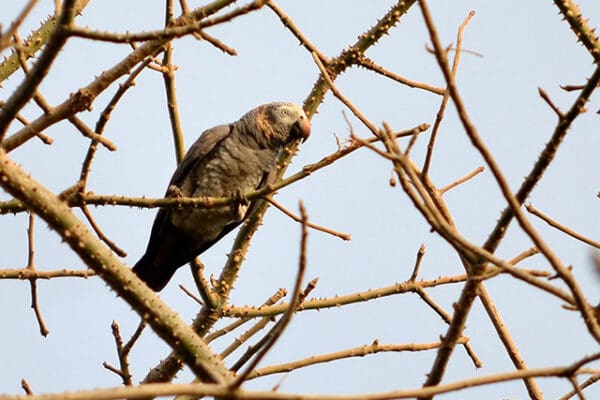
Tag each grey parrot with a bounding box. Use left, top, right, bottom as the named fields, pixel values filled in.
left=133, top=102, right=310, bottom=291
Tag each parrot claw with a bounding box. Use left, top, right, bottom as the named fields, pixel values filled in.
left=167, top=185, right=184, bottom=198
left=231, top=190, right=249, bottom=221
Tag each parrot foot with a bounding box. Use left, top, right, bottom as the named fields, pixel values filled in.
left=167, top=184, right=185, bottom=198
left=231, top=190, right=250, bottom=221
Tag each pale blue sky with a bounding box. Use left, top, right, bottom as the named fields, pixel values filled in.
left=1, top=1, right=599, bottom=399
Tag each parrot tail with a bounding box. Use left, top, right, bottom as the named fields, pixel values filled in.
left=132, top=253, right=175, bottom=292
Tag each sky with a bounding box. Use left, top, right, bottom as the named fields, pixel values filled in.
left=1, top=1, right=600, bottom=399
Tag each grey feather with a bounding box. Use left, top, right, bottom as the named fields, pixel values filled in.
left=133, top=102, right=310, bottom=290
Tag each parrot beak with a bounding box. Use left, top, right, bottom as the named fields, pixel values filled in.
left=292, top=117, right=311, bottom=142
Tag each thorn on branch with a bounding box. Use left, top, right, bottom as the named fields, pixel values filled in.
left=538, top=87, right=565, bottom=119
left=20, top=378, right=33, bottom=395
left=561, top=83, right=585, bottom=92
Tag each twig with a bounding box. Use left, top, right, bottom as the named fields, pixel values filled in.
left=538, top=87, right=564, bottom=118
left=195, top=30, right=237, bottom=55
left=439, top=166, right=485, bottom=194
left=16, top=35, right=113, bottom=147
left=568, top=376, right=586, bottom=400
left=311, top=52, right=379, bottom=135
left=162, top=1, right=186, bottom=165
left=0, top=0, right=78, bottom=139
left=189, top=258, right=217, bottom=308
left=179, top=284, right=205, bottom=305
left=409, top=244, right=426, bottom=281
left=247, top=338, right=469, bottom=379
left=266, top=1, right=328, bottom=62
left=232, top=201, right=310, bottom=387
left=103, top=320, right=145, bottom=386
left=0, top=268, right=95, bottom=279
left=350, top=132, right=396, bottom=161
left=0, top=1, right=75, bottom=84
left=124, top=320, right=146, bottom=355
left=227, top=279, right=317, bottom=377
left=19, top=36, right=114, bottom=151
left=12, top=110, right=53, bottom=144
left=422, top=10, right=474, bottom=177
left=79, top=57, right=153, bottom=189
left=208, top=290, right=287, bottom=345
left=509, top=247, right=539, bottom=265
left=415, top=286, right=482, bottom=368
left=26, top=212, right=49, bottom=337
left=483, top=65, right=600, bottom=255
left=199, top=0, right=270, bottom=29
left=358, top=56, right=445, bottom=95
left=479, top=283, right=543, bottom=391
left=302, top=0, right=417, bottom=119
left=560, top=374, right=600, bottom=400
left=222, top=266, right=551, bottom=319
left=13, top=32, right=116, bottom=152
left=220, top=316, right=273, bottom=361
left=65, top=0, right=269, bottom=43
left=266, top=196, right=350, bottom=240
left=80, top=205, right=127, bottom=257
left=103, top=322, right=131, bottom=385
left=526, top=203, right=600, bottom=249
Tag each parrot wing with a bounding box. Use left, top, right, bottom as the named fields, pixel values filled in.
left=168, top=124, right=232, bottom=188
left=133, top=124, right=233, bottom=290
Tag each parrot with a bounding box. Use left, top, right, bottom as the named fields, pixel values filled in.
left=132, top=102, right=311, bottom=291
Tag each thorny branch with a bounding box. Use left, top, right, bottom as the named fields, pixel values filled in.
left=102, top=321, right=146, bottom=386
left=0, top=124, right=427, bottom=215
left=232, top=201, right=308, bottom=386
left=1, top=352, right=600, bottom=400
left=141, top=1, right=420, bottom=385
left=1, top=0, right=600, bottom=399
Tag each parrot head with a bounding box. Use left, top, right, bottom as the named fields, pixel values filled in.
left=245, top=102, right=311, bottom=146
